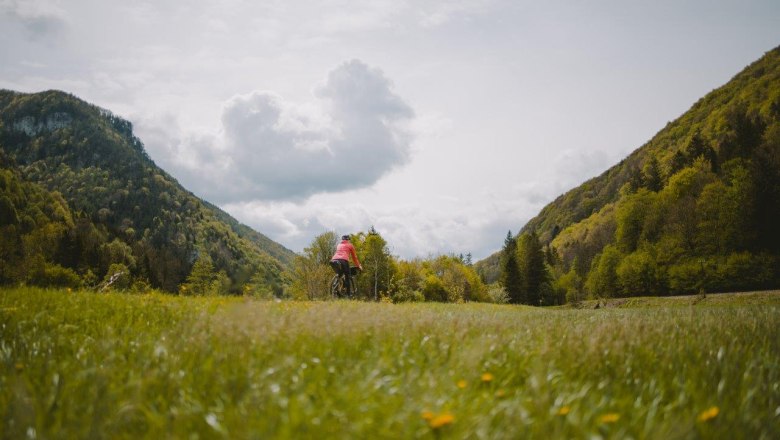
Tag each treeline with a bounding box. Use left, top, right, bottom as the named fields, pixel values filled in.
left=553, top=125, right=780, bottom=300
left=0, top=90, right=293, bottom=294
left=290, top=229, right=507, bottom=303
left=492, top=47, right=780, bottom=303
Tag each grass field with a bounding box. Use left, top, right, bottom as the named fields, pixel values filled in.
left=2, top=288, right=779, bottom=439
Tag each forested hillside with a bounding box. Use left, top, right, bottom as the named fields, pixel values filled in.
left=478, top=45, right=780, bottom=301
left=0, top=90, right=295, bottom=294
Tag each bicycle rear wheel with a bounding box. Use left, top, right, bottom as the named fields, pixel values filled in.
left=346, top=275, right=357, bottom=298
left=330, top=274, right=341, bottom=299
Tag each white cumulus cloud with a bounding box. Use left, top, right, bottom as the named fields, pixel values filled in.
left=139, top=59, right=414, bottom=203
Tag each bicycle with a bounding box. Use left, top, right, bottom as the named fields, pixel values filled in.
left=330, top=265, right=360, bottom=299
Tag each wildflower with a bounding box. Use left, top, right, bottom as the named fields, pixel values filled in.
left=598, top=413, right=620, bottom=423
left=697, top=406, right=719, bottom=422
left=557, top=406, right=571, bottom=416
left=481, top=372, right=494, bottom=383
left=428, top=413, right=455, bottom=429
left=14, top=362, right=24, bottom=371
left=495, top=389, right=506, bottom=398
left=457, top=380, right=467, bottom=389
left=421, top=410, right=434, bottom=421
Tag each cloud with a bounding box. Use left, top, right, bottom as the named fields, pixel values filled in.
left=222, top=185, right=537, bottom=261
left=1, top=0, right=68, bottom=40
left=553, top=148, right=611, bottom=192
left=139, top=60, right=414, bottom=203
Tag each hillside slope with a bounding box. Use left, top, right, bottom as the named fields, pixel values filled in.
left=0, top=90, right=296, bottom=293
left=478, top=45, right=780, bottom=297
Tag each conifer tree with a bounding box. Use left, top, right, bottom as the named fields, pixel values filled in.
left=517, top=231, right=548, bottom=306
left=499, top=231, right=523, bottom=304
left=642, top=155, right=663, bottom=192
left=182, top=253, right=216, bottom=295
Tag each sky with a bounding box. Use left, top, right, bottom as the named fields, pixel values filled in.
left=2, top=0, right=779, bottom=260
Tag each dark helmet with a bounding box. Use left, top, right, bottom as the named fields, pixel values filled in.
left=341, top=234, right=350, bottom=241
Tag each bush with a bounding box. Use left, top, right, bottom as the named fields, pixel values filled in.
left=101, top=263, right=131, bottom=291
left=421, top=275, right=448, bottom=302
left=484, top=284, right=509, bottom=304
left=616, top=250, right=666, bottom=296
left=36, top=263, right=81, bottom=288
left=391, top=286, right=425, bottom=303
left=715, top=252, right=776, bottom=292
left=667, top=260, right=702, bottom=294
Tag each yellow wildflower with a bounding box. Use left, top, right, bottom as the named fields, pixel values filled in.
left=598, top=413, right=620, bottom=424
left=457, top=380, right=467, bottom=389
left=428, top=413, right=455, bottom=429
left=557, top=406, right=571, bottom=416
left=421, top=410, right=434, bottom=421
left=481, top=372, right=494, bottom=383
left=697, top=406, right=719, bottom=422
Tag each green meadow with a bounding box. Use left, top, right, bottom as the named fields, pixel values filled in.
left=2, top=288, right=779, bottom=439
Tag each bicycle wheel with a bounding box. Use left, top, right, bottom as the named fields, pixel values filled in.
left=346, top=275, right=357, bottom=298
left=330, top=274, right=342, bottom=299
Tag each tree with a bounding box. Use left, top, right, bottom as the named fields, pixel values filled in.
left=516, top=231, right=549, bottom=306
left=98, top=238, right=135, bottom=275
left=499, top=231, right=523, bottom=304
left=356, top=229, right=395, bottom=301
left=751, top=123, right=780, bottom=253
left=585, top=245, right=622, bottom=298
left=290, top=231, right=338, bottom=300
left=0, top=196, right=18, bottom=226
left=615, top=189, right=656, bottom=253
left=642, top=155, right=663, bottom=192
left=668, top=150, right=687, bottom=178
left=615, top=250, right=665, bottom=296
left=555, top=265, right=583, bottom=304
left=182, top=253, right=216, bottom=295
left=100, top=263, right=131, bottom=291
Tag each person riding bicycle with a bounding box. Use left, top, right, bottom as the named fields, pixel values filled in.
left=330, top=234, right=362, bottom=294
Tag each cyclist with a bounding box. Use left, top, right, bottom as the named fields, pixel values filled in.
left=330, top=234, right=362, bottom=294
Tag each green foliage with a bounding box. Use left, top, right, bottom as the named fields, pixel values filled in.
left=516, top=231, right=550, bottom=305
left=353, top=229, right=396, bottom=301
left=615, top=249, right=665, bottom=296
left=484, top=284, right=510, bottom=304
left=554, top=265, right=584, bottom=304
left=0, top=90, right=294, bottom=293
left=421, top=274, right=448, bottom=302
left=498, top=230, right=553, bottom=306
left=37, top=263, right=82, bottom=288
left=101, top=263, right=131, bottom=291
left=641, top=155, right=663, bottom=191
left=181, top=254, right=220, bottom=296
left=499, top=231, right=523, bottom=304
left=290, top=231, right=338, bottom=300
left=481, top=46, right=780, bottom=299
left=585, top=245, right=622, bottom=298
left=615, top=189, right=656, bottom=253
left=290, top=230, right=490, bottom=303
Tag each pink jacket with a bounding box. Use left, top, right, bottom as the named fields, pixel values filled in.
left=332, top=240, right=361, bottom=267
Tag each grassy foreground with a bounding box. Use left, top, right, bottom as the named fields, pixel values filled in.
left=1, top=288, right=779, bottom=439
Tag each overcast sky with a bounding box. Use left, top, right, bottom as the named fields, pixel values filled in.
left=2, top=0, right=779, bottom=260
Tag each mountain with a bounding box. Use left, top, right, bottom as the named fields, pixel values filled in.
left=0, top=89, right=296, bottom=293
left=477, top=45, right=780, bottom=298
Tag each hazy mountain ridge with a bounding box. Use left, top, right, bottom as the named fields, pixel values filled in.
left=477, top=45, right=780, bottom=295
left=0, top=89, right=295, bottom=293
